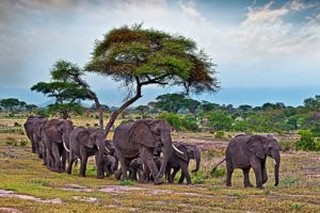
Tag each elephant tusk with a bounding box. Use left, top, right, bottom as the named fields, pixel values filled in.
left=63, top=141, right=70, bottom=153
left=273, top=159, right=277, bottom=165
left=172, top=144, right=184, bottom=155
left=104, top=147, right=111, bottom=154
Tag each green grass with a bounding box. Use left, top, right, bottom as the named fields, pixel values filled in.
left=1, top=122, right=320, bottom=212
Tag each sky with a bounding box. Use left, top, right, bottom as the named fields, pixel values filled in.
left=0, top=0, right=320, bottom=107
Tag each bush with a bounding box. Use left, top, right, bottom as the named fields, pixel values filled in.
left=296, top=130, right=320, bottom=151
left=279, top=140, right=295, bottom=152
left=157, top=113, right=199, bottom=132
left=210, top=168, right=225, bottom=177
left=192, top=172, right=205, bottom=184
left=214, top=131, right=225, bottom=139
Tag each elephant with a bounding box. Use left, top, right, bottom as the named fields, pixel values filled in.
left=166, top=142, right=201, bottom=185
left=102, top=154, right=117, bottom=177
left=24, top=115, right=48, bottom=157
left=65, top=127, right=109, bottom=178
left=212, top=134, right=281, bottom=189
left=43, top=118, right=73, bottom=172
left=113, top=119, right=182, bottom=185
left=114, top=157, right=144, bottom=181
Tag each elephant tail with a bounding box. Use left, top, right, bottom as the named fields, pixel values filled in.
left=211, top=158, right=226, bottom=174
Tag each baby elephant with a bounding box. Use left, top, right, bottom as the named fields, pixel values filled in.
left=102, top=154, right=117, bottom=177
left=114, top=157, right=144, bottom=181
left=166, top=142, right=201, bottom=185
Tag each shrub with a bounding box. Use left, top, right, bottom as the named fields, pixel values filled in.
left=192, top=172, right=205, bottom=184
left=119, top=179, right=133, bottom=186
left=214, top=130, right=225, bottom=139
left=296, top=130, right=320, bottom=151
left=210, top=168, right=225, bottom=177
left=279, top=140, right=296, bottom=152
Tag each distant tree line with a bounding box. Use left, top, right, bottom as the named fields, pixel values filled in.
left=3, top=93, right=320, bottom=137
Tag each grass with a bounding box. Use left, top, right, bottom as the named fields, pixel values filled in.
left=1, top=117, right=320, bottom=212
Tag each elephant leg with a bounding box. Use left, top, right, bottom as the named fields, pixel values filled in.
left=66, top=151, right=75, bottom=174
left=139, top=146, right=162, bottom=185
left=180, top=163, right=191, bottom=185
left=242, top=167, right=253, bottom=187
left=169, top=168, right=179, bottom=183
left=95, top=152, right=104, bottom=179
left=80, top=154, right=88, bottom=177
left=141, top=166, right=149, bottom=183
left=226, top=166, right=234, bottom=187
left=252, top=163, right=263, bottom=188
left=51, top=143, right=62, bottom=172
left=261, top=162, right=268, bottom=184
left=61, top=150, right=66, bottom=172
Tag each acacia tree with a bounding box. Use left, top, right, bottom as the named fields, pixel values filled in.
left=0, top=98, right=26, bottom=116
left=85, top=24, right=219, bottom=135
left=31, top=61, right=96, bottom=120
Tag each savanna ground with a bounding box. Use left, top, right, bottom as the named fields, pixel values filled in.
left=1, top=116, right=320, bottom=213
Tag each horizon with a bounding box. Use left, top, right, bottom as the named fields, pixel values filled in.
left=1, top=85, right=319, bottom=108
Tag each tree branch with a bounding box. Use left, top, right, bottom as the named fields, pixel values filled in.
left=105, top=77, right=142, bottom=135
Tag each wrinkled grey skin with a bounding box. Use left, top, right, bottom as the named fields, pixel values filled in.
left=24, top=116, right=48, bottom=158
left=166, top=143, right=200, bottom=185
left=114, top=157, right=144, bottom=181
left=66, top=127, right=106, bottom=178
left=225, top=134, right=281, bottom=188
left=113, top=119, right=174, bottom=185
left=43, top=119, right=73, bottom=172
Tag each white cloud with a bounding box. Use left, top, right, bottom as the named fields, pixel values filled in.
left=1, top=0, right=320, bottom=90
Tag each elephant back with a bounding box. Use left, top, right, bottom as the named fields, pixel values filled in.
left=113, top=122, right=139, bottom=158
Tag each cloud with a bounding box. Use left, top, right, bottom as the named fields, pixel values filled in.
left=1, top=0, right=320, bottom=91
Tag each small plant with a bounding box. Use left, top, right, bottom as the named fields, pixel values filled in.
left=281, top=178, right=299, bottom=187
left=192, top=172, right=205, bottom=184
left=210, top=168, right=225, bottom=177
left=119, top=179, right=133, bottom=186
left=86, top=123, right=91, bottom=127
left=289, top=203, right=305, bottom=211
left=20, top=140, right=28, bottom=147
left=214, top=131, right=225, bottom=139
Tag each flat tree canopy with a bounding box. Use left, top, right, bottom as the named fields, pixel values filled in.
left=86, top=24, right=219, bottom=132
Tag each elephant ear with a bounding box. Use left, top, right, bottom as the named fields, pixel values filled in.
left=129, top=120, right=156, bottom=148
left=247, top=135, right=266, bottom=159
left=81, top=130, right=94, bottom=148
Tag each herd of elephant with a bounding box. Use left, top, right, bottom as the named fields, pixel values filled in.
left=23, top=116, right=281, bottom=188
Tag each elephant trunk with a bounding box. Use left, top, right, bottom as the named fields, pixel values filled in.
left=157, top=130, right=173, bottom=178
left=192, top=150, right=201, bottom=173
left=272, top=151, right=281, bottom=186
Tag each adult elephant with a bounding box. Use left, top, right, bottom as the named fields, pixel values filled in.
left=66, top=127, right=109, bottom=178
left=212, top=134, right=281, bottom=189
left=166, top=142, right=201, bottom=185
left=43, top=118, right=74, bottom=172
left=113, top=119, right=181, bottom=185
left=24, top=115, right=48, bottom=157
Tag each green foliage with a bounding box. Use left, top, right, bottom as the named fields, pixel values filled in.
left=210, top=168, right=226, bottom=177
left=157, top=113, right=198, bottom=131
left=296, top=130, right=320, bottom=151
left=214, top=130, right=225, bottom=139
left=31, top=60, right=94, bottom=118
left=0, top=98, right=26, bottom=116
left=207, top=111, right=232, bottom=131
left=86, top=24, right=219, bottom=95
left=192, top=172, right=205, bottom=184
left=119, top=179, right=133, bottom=186
left=289, top=203, right=305, bottom=211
